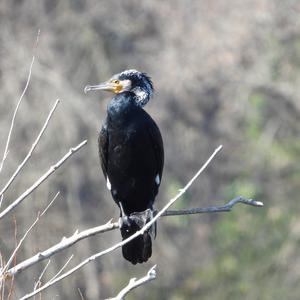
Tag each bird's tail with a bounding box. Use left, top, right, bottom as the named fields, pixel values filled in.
left=120, top=209, right=156, bottom=264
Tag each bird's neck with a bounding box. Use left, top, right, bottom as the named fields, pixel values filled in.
left=107, top=92, right=140, bottom=125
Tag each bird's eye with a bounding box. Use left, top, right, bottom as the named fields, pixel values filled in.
left=112, top=80, right=120, bottom=84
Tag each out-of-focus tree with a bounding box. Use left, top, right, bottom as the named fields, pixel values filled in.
left=0, top=0, right=300, bottom=299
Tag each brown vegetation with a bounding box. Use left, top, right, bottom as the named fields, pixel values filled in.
left=0, top=1, right=300, bottom=299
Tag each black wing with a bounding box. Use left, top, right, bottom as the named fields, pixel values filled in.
left=98, top=119, right=109, bottom=179
left=147, top=117, right=164, bottom=184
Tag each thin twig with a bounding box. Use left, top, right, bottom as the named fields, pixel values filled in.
left=77, top=288, right=85, bottom=300
left=19, top=145, right=223, bottom=300
left=7, top=217, right=18, bottom=300
left=47, top=255, right=73, bottom=283
left=1, top=192, right=60, bottom=274
left=40, top=192, right=61, bottom=218
left=5, top=220, right=118, bottom=277
left=33, top=260, right=51, bottom=294
left=0, top=252, right=4, bottom=296
left=0, top=140, right=87, bottom=221
left=3, top=214, right=40, bottom=275
left=5, top=195, right=263, bottom=278
left=162, top=196, right=263, bottom=216
left=0, top=99, right=60, bottom=198
left=107, top=265, right=157, bottom=300
left=0, top=30, right=40, bottom=174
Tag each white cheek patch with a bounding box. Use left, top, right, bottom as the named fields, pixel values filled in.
left=106, top=177, right=112, bottom=190
left=155, top=174, right=160, bottom=185
left=121, top=79, right=132, bottom=91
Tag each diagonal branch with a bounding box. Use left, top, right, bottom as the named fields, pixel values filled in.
left=33, top=260, right=51, bottom=293
left=0, top=30, right=40, bottom=174
left=1, top=192, right=60, bottom=274
left=5, top=220, right=119, bottom=277
left=5, top=196, right=263, bottom=278
left=107, top=265, right=157, bottom=300
left=19, top=144, right=223, bottom=300
left=0, top=140, right=87, bottom=221
left=0, top=99, right=60, bottom=198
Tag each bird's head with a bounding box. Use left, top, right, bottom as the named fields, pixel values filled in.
left=84, top=69, right=153, bottom=107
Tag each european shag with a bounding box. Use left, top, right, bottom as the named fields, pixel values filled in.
left=85, top=69, right=164, bottom=264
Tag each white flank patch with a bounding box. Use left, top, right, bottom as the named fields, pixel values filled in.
left=155, top=174, right=160, bottom=185
left=106, top=177, right=111, bottom=190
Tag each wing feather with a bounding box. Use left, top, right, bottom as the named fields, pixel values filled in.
left=146, top=117, right=164, bottom=184
left=98, top=119, right=109, bottom=179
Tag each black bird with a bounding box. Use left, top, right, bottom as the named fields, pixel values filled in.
left=85, top=69, right=164, bottom=264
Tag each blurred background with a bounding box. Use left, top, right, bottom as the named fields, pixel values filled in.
left=0, top=0, right=300, bottom=299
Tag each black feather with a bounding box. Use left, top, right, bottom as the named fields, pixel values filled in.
left=98, top=70, right=164, bottom=264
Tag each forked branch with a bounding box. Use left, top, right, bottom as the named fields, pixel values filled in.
left=5, top=195, right=262, bottom=278
left=19, top=145, right=224, bottom=299
left=0, top=99, right=60, bottom=198
left=107, top=265, right=157, bottom=300
left=163, top=196, right=263, bottom=216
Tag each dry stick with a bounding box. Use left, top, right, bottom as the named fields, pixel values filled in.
left=19, top=144, right=223, bottom=300
left=0, top=248, right=4, bottom=295
left=33, top=260, right=51, bottom=293
left=0, top=270, right=4, bottom=300
left=77, top=288, right=85, bottom=300
left=163, top=196, right=263, bottom=216
left=0, top=30, right=40, bottom=174
left=31, top=255, right=73, bottom=300
left=107, top=265, right=157, bottom=300
left=6, top=220, right=119, bottom=277
left=0, top=99, right=60, bottom=198
left=33, top=260, right=51, bottom=300
left=1, top=192, right=60, bottom=274
left=0, top=140, right=87, bottom=221
left=47, top=255, right=74, bottom=284
left=5, top=195, right=262, bottom=278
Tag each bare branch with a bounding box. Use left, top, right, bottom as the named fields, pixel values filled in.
left=33, top=260, right=51, bottom=293
left=3, top=145, right=264, bottom=299
left=0, top=252, right=4, bottom=297
left=0, top=99, right=60, bottom=198
left=1, top=192, right=60, bottom=274
left=5, top=195, right=263, bottom=279
left=0, top=140, right=87, bottom=221
left=162, top=196, right=263, bottom=216
left=0, top=30, right=40, bottom=174
left=5, top=220, right=118, bottom=277
left=107, top=265, right=157, bottom=300
left=3, top=214, right=41, bottom=275
left=18, top=144, right=223, bottom=300
left=77, top=288, right=85, bottom=300
left=47, top=255, right=74, bottom=283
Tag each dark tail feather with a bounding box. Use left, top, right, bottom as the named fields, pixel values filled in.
left=120, top=223, right=152, bottom=264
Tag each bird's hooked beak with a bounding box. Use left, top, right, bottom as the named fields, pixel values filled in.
left=84, top=80, right=122, bottom=94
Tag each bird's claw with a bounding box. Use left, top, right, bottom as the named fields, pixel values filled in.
left=119, top=202, right=131, bottom=230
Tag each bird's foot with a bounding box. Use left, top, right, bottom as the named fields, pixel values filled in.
left=118, top=202, right=132, bottom=231
left=129, top=208, right=157, bottom=239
